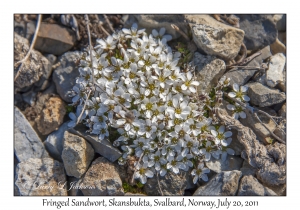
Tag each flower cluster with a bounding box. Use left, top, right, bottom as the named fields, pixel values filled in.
left=226, top=83, right=250, bottom=119
left=68, top=23, right=243, bottom=185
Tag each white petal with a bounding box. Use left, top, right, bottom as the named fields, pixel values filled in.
left=202, top=168, right=210, bottom=173
left=224, top=131, right=232, bottom=138
left=201, top=174, right=208, bottom=182
left=233, top=83, right=239, bottom=92
left=227, top=148, right=235, bottom=155
left=140, top=175, right=147, bottom=184
left=160, top=169, right=167, bottom=176
left=145, top=170, right=154, bottom=178
left=239, top=111, right=246, bottom=119
left=218, top=125, right=225, bottom=133
left=69, top=112, right=77, bottom=121
left=227, top=104, right=235, bottom=110
left=193, top=176, right=198, bottom=184
left=68, top=121, right=76, bottom=128
left=240, top=85, right=248, bottom=92
left=242, top=95, right=250, bottom=102
left=211, top=129, right=218, bottom=137
left=221, top=152, right=227, bottom=162
left=228, top=92, right=236, bottom=98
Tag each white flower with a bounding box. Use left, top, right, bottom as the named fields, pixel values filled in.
left=166, top=156, right=181, bottom=174
left=191, top=163, right=210, bottom=183
left=68, top=105, right=87, bottom=128
left=227, top=103, right=247, bottom=119
left=211, top=125, right=232, bottom=145
left=148, top=150, right=167, bottom=170
left=152, top=27, right=172, bottom=41
left=228, top=83, right=250, bottom=102
left=180, top=72, right=199, bottom=93
left=134, top=162, right=154, bottom=184
left=167, top=97, right=191, bottom=120
left=95, top=35, right=117, bottom=50
left=176, top=153, right=193, bottom=171
left=122, top=23, right=145, bottom=40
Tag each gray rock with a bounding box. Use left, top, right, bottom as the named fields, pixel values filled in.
left=188, top=15, right=244, bottom=61
left=66, top=176, right=83, bottom=196
left=144, top=170, right=190, bottom=195
left=228, top=129, right=244, bottom=156
left=14, top=20, right=36, bottom=40
left=266, top=53, right=285, bottom=88
left=52, top=51, right=81, bottom=102
left=217, top=109, right=286, bottom=187
left=68, top=124, right=122, bottom=162
left=205, top=156, right=244, bottom=173
left=36, top=96, right=66, bottom=135
left=273, top=14, right=286, bottom=32
left=62, top=131, right=94, bottom=178
left=193, top=52, right=226, bottom=93
left=14, top=106, right=49, bottom=162
left=126, top=15, right=187, bottom=40
left=237, top=15, right=277, bottom=51
left=226, top=45, right=272, bottom=86
left=270, top=38, right=286, bottom=55
left=240, top=160, right=257, bottom=176
left=193, top=170, right=242, bottom=196
left=22, top=89, right=37, bottom=106
left=247, top=82, right=286, bottom=107
left=237, top=175, right=277, bottom=196
left=34, top=23, right=76, bottom=55
left=79, top=157, right=124, bottom=196
left=240, top=107, right=277, bottom=142
left=44, top=122, right=70, bottom=161
left=278, top=103, right=286, bottom=121
left=14, top=93, right=23, bottom=105
left=14, top=33, right=52, bottom=93
left=125, top=192, right=146, bottom=196
left=15, top=158, right=68, bottom=196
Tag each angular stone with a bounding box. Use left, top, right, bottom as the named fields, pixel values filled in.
left=144, top=170, right=190, bottom=195
left=14, top=20, right=36, bottom=40
left=193, top=52, right=226, bottom=93
left=44, top=122, right=69, bottom=161
left=79, top=157, right=124, bottom=195
left=126, top=15, right=187, bottom=40
left=22, top=89, right=37, bottom=106
left=15, top=158, right=67, bottom=196
left=247, top=82, right=286, bottom=107
left=35, top=23, right=76, bottom=55
left=68, top=124, right=122, bottom=162
left=266, top=53, right=286, bottom=88
left=225, top=45, right=272, bottom=86
left=188, top=15, right=244, bottom=61
left=278, top=32, right=286, bottom=45
left=34, top=54, right=57, bottom=90
left=14, top=33, right=52, bottom=92
left=66, top=176, right=83, bottom=196
left=237, top=175, right=277, bottom=196
left=193, top=170, right=242, bottom=196
left=273, top=14, right=286, bottom=32
left=217, top=109, right=286, bottom=187
left=62, top=131, right=94, bottom=178
left=14, top=106, right=49, bottom=162
left=240, top=160, right=257, bottom=176
left=227, top=130, right=244, bottom=156
left=37, top=96, right=66, bottom=135
left=270, top=39, right=286, bottom=55
left=206, top=156, right=244, bottom=173
left=237, top=15, right=277, bottom=51
left=240, top=107, right=277, bottom=142
left=52, top=51, right=81, bottom=102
